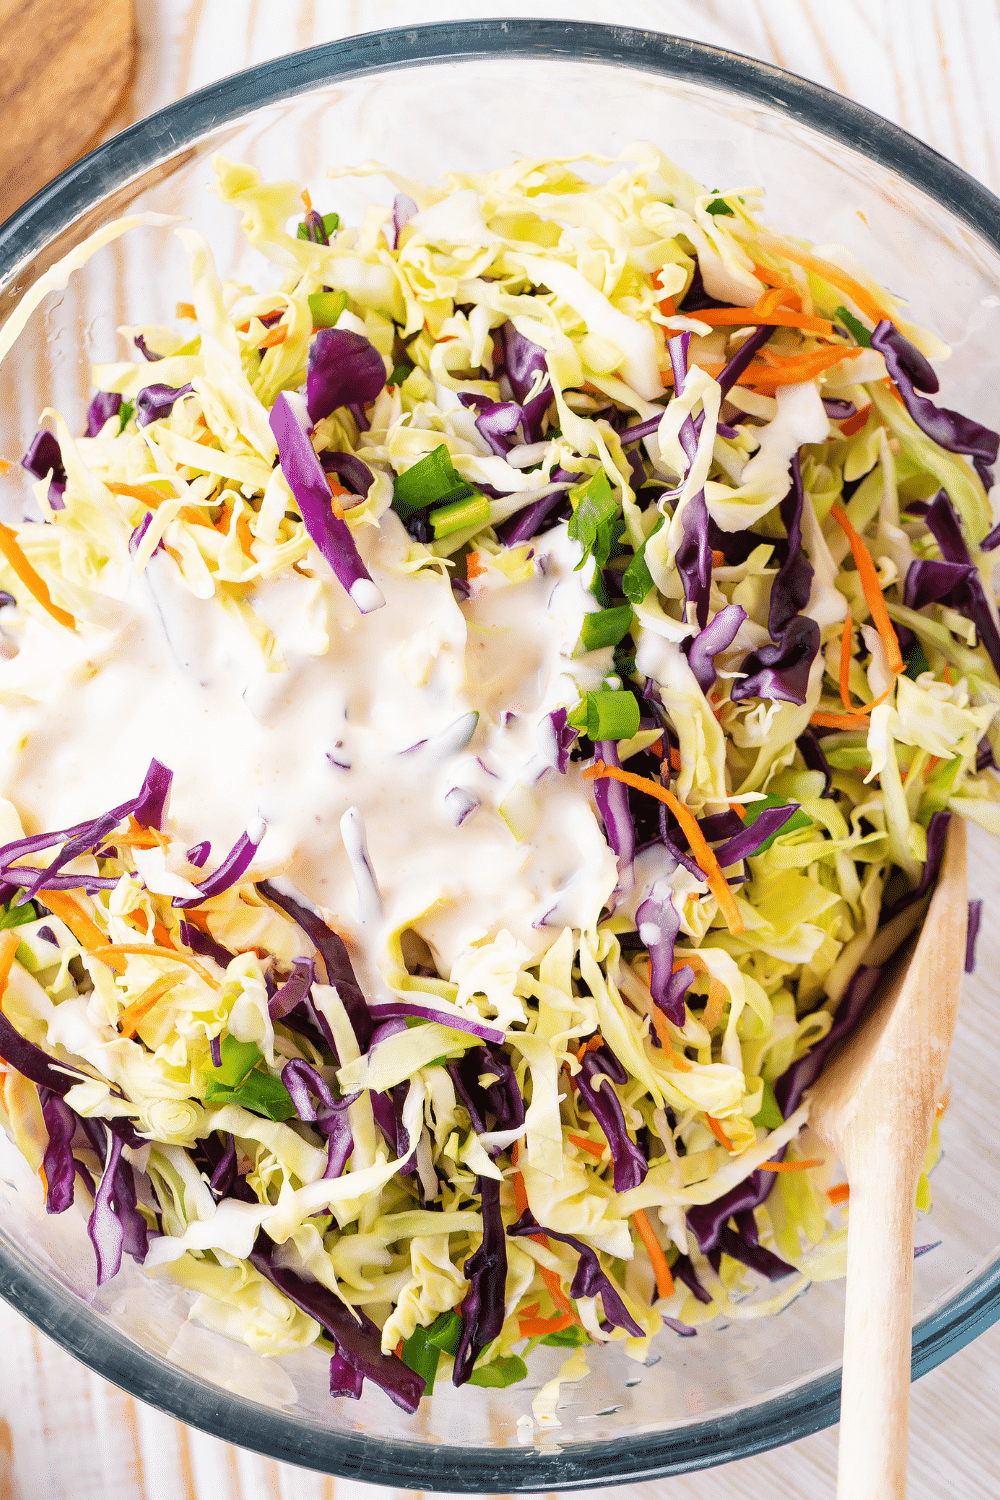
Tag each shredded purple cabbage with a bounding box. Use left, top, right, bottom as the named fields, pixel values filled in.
left=966, top=899, right=983, bottom=973
left=40, top=1092, right=78, bottom=1213
left=21, top=430, right=66, bottom=507
left=575, top=1050, right=647, bottom=1192
left=385, top=193, right=418, bottom=252
left=871, top=322, right=999, bottom=480
left=916, top=490, right=1000, bottom=678
left=458, top=393, right=525, bottom=457
left=306, top=329, right=387, bottom=425
left=635, top=888, right=683, bottom=1024
left=774, top=963, right=884, bottom=1117
left=712, top=1213, right=795, bottom=1281
left=269, top=391, right=383, bottom=614
left=269, top=958, right=315, bottom=1020
left=86, top=1125, right=149, bottom=1284
left=172, top=822, right=264, bottom=907
left=249, top=1235, right=424, bottom=1411
left=592, top=740, right=635, bottom=886
left=453, top=1175, right=508, bottom=1386
left=367, top=1000, right=503, bottom=1045
left=495, top=471, right=579, bottom=544
left=134, top=334, right=163, bottom=362
left=796, top=729, right=834, bottom=795
left=136, top=383, right=194, bottom=428
left=684, top=603, right=746, bottom=693
left=713, top=805, right=800, bottom=866
left=508, top=1211, right=643, bottom=1336
left=321, top=451, right=375, bottom=498
left=256, top=879, right=373, bottom=1053
left=86, top=391, right=123, bottom=437
left=501, top=323, right=552, bottom=441
left=822, top=398, right=855, bottom=420
left=880, top=808, right=951, bottom=924
left=179, top=923, right=234, bottom=971
left=687, top=1169, right=776, bottom=1255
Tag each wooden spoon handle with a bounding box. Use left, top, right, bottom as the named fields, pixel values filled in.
left=837, top=1153, right=917, bottom=1499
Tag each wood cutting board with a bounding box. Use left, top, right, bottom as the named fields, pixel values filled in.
left=0, top=0, right=135, bottom=225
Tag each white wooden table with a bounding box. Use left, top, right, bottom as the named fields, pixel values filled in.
left=4, top=2, right=1000, bottom=1496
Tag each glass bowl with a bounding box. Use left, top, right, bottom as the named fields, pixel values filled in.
left=1, top=19, right=999, bottom=1491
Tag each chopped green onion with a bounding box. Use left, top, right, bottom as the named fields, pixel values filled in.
left=204, top=1065, right=297, bottom=1122
left=118, top=399, right=135, bottom=433
left=297, top=211, right=340, bottom=240
left=468, top=1353, right=528, bottom=1388
left=308, top=290, right=347, bottom=329
left=904, top=640, right=931, bottom=680
left=401, top=1324, right=441, bottom=1393
left=834, top=305, right=872, bottom=348
left=390, top=362, right=414, bottom=387
left=705, top=198, right=735, bottom=217
left=0, top=894, right=37, bottom=931
left=540, top=1323, right=589, bottom=1348
left=581, top=604, right=633, bottom=652
left=393, top=444, right=476, bottom=520
left=568, top=470, right=624, bottom=572
left=741, top=796, right=812, bottom=853
left=430, top=492, right=490, bottom=539
left=425, top=1309, right=463, bottom=1355
left=211, top=1034, right=260, bottom=1088
left=622, top=517, right=663, bottom=604
left=569, top=689, right=641, bottom=742
left=751, top=1076, right=784, bottom=1130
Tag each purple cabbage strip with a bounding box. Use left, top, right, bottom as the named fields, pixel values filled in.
left=508, top=1211, right=643, bottom=1336
left=209, top=1134, right=237, bottom=1198
left=86, top=1127, right=148, bottom=1284
left=501, top=323, right=552, bottom=442
left=280, top=1058, right=355, bottom=1177
left=592, top=740, right=635, bottom=885
left=86, top=391, right=122, bottom=437
left=713, top=804, right=800, bottom=867
left=306, top=328, right=387, bottom=426
left=385, top=193, right=418, bottom=252
left=21, top=429, right=66, bottom=507
left=619, top=413, right=664, bottom=446
left=966, top=899, right=983, bottom=974
left=540, top=707, right=578, bottom=774
left=186, top=840, right=210, bottom=869
left=982, top=521, right=1000, bottom=552
left=256, top=880, right=373, bottom=1053
left=320, top=451, right=375, bottom=498
left=495, top=471, right=579, bottom=545
left=128, top=512, right=164, bottom=561
left=249, top=1236, right=425, bottom=1412
left=172, top=823, right=265, bottom=908
left=0, top=1007, right=85, bottom=1097
left=768, top=454, right=813, bottom=637
left=635, top=888, right=683, bottom=1024
left=347, top=402, right=370, bottom=434
left=458, top=393, right=525, bottom=457
left=871, top=322, right=999, bottom=471
left=977, top=736, right=997, bottom=772
left=179, top=923, right=234, bottom=971
left=210, top=1035, right=222, bottom=1068
left=575, top=1051, right=648, bottom=1192
left=329, top=1353, right=365, bottom=1400
left=269, top=958, right=315, bottom=1021
left=880, top=809, right=951, bottom=924
left=774, top=963, right=885, bottom=1117
left=666, top=334, right=713, bottom=630
left=136, top=383, right=194, bottom=428
left=685, top=603, right=746, bottom=694
left=714, top=1219, right=795, bottom=1282
left=687, top=1169, right=777, bottom=1255
left=903, top=557, right=975, bottom=612
left=367, top=1000, right=504, bottom=1046
left=300, top=208, right=330, bottom=245
left=716, top=324, right=775, bottom=398
left=269, top=391, right=383, bottom=615
left=921, top=489, right=1000, bottom=678
left=822, top=398, right=856, bottom=420
left=730, top=614, right=821, bottom=707
left=667, top=334, right=698, bottom=465
left=453, top=1175, right=508, bottom=1386
left=40, top=1093, right=78, bottom=1213
left=134, top=334, right=163, bottom=362
left=448, top=1044, right=525, bottom=1147
left=672, top=1252, right=713, bottom=1305
left=796, top=729, right=834, bottom=795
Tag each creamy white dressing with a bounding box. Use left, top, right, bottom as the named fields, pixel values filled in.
left=0, top=513, right=615, bottom=989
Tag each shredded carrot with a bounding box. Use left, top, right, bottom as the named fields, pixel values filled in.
left=647, top=736, right=664, bottom=759
left=750, top=259, right=794, bottom=291
left=632, top=1208, right=675, bottom=1299
left=839, top=610, right=854, bottom=712
left=839, top=404, right=872, bottom=437
left=118, top=969, right=188, bottom=1039
left=0, top=929, right=21, bottom=998
left=511, top=1141, right=578, bottom=1319
left=758, top=1157, right=825, bottom=1173
left=583, top=764, right=745, bottom=935
left=465, top=551, right=486, bottom=580
left=34, top=890, right=121, bottom=967
left=575, top=1034, right=604, bottom=1063
left=699, top=345, right=862, bottom=391
left=0, top=524, right=75, bottom=630
left=301, top=188, right=313, bottom=211
left=728, top=801, right=747, bottom=820
left=692, top=307, right=833, bottom=337
left=826, top=1182, right=851, bottom=1205
left=754, top=235, right=898, bottom=329
left=944, top=663, right=953, bottom=687
left=130, top=908, right=178, bottom=949
left=829, top=503, right=903, bottom=673
left=667, top=745, right=681, bottom=772
left=236, top=511, right=255, bottom=557
left=107, top=481, right=214, bottom=530
left=654, top=272, right=676, bottom=320
left=936, top=1086, right=951, bottom=1119
left=711, top=549, right=725, bottom=567
left=90, top=944, right=220, bottom=989
left=330, top=496, right=345, bottom=522
left=175, top=301, right=197, bottom=320
left=646, top=1005, right=693, bottom=1070
left=568, top=1133, right=606, bottom=1159
left=700, top=977, right=728, bottom=1032
left=519, top=1311, right=576, bottom=1337
left=394, top=1337, right=404, bottom=1359
left=810, top=678, right=896, bottom=729
left=705, top=1114, right=735, bottom=1151
left=258, top=324, right=288, bottom=350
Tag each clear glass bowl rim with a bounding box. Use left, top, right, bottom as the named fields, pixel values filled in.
left=1, top=17, right=1000, bottom=1490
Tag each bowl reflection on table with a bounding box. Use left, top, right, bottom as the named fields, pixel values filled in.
left=1, top=20, right=999, bottom=1491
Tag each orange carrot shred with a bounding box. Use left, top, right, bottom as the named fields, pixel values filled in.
left=755, top=236, right=898, bottom=329
left=519, top=1312, right=576, bottom=1337
left=34, top=890, right=121, bottom=967
left=758, top=1157, right=825, bottom=1173
left=692, top=307, right=833, bottom=337
left=568, top=1133, right=606, bottom=1159
left=632, top=1208, right=675, bottom=1299
left=0, top=929, right=21, bottom=997
left=0, top=524, right=75, bottom=630
left=827, top=1182, right=851, bottom=1204
left=90, top=944, right=220, bottom=989
left=582, top=764, right=745, bottom=935
left=394, top=1338, right=404, bottom=1359
left=705, top=1114, right=735, bottom=1152
left=301, top=189, right=313, bottom=211
left=711, top=549, right=725, bottom=567
left=728, top=801, right=747, bottom=821
left=839, top=609, right=854, bottom=712
left=668, top=745, right=681, bottom=771
left=175, top=301, right=197, bottom=320
left=118, top=970, right=188, bottom=1039
left=574, top=1034, right=604, bottom=1063
left=829, top=504, right=904, bottom=673
left=257, top=325, right=288, bottom=350
left=839, top=404, right=872, bottom=437
left=750, top=259, right=794, bottom=291
left=466, top=551, right=486, bottom=580
left=936, top=1086, right=951, bottom=1119
left=511, top=1141, right=578, bottom=1319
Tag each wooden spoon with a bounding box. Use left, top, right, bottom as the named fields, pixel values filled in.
left=809, top=815, right=967, bottom=1500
